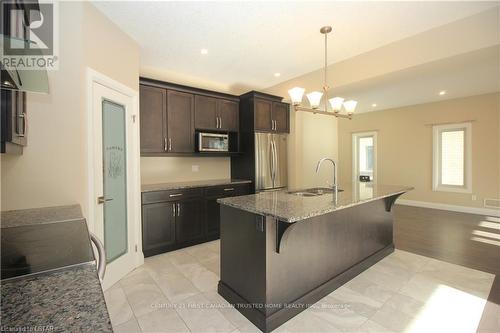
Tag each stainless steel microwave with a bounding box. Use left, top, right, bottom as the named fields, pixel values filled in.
left=197, top=132, right=229, bottom=152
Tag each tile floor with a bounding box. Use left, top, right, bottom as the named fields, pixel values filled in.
left=104, top=241, right=495, bottom=333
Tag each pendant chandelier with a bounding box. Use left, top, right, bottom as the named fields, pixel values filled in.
left=288, top=26, right=357, bottom=119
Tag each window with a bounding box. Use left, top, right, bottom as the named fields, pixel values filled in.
left=432, top=122, right=472, bottom=193
left=352, top=131, right=377, bottom=183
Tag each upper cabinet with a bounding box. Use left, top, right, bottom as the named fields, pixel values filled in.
left=140, top=85, right=166, bottom=153
left=167, top=90, right=194, bottom=153
left=139, top=78, right=240, bottom=156
left=194, top=95, right=239, bottom=132
left=240, top=91, right=290, bottom=134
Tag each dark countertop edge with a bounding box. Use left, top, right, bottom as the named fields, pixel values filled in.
left=1, top=261, right=96, bottom=283
left=219, top=189, right=410, bottom=223
left=141, top=179, right=252, bottom=192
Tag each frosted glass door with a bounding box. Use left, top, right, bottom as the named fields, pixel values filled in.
left=102, top=99, right=128, bottom=263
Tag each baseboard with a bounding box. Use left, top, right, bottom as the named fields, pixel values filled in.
left=396, top=199, right=500, bottom=217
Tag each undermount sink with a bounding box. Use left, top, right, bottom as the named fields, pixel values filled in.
left=289, top=187, right=343, bottom=197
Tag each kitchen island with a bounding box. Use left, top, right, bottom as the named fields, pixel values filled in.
left=217, top=183, right=412, bottom=333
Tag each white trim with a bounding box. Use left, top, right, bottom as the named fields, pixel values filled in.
left=432, top=122, right=472, bottom=193
left=396, top=199, right=500, bottom=217
left=86, top=68, right=143, bottom=283
left=352, top=131, right=377, bottom=183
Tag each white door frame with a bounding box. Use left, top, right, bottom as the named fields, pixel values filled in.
left=86, top=67, right=143, bottom=289
left=352, top=131, right=378, bottom=183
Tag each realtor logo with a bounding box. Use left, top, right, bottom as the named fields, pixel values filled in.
left=1, top=0, right=58, bottom=70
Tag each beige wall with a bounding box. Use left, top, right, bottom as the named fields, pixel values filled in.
left=1, top=2, right=139, bottom=212
left=141, top=157, right=230, bottom=184
left=338, top=93, right=500, bottom=208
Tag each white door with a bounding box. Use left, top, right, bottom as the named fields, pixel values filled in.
left=352, top=131, right=377, bottom=183
left=91, top=79, right=140, bottom=290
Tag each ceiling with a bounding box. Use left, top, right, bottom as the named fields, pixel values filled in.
left=332, top=45, right=500, bottom=113
left=93, top=1, right=499, bottom=93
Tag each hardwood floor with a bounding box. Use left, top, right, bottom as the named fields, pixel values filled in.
left=394, top=204, right=500, bottom=275
left=394, top=204, right=500, bottom=333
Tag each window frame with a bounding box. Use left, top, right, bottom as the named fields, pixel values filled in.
left=352, top=131, right=378, bottom=183
left=432, top=122, right=472, bottom=193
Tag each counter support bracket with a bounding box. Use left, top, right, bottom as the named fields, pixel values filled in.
left=276, top=219, right=294, bottom=254
left=384, top=193, right=404, bottom=212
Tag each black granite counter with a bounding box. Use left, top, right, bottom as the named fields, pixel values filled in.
left=0, top=205, right=112, bottom=332
left=1, top=264, right=112, bottom=332
left=218, top=182, right=412, bottom=222
left=142, top=178, right=252, bottom=192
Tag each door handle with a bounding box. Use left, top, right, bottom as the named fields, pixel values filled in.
left=177, top=203, right=181, bottom=216
left=164, top=138, right=167, bottom=151
left=169, top=193, right=183, bottom=197
left=168, top=138, right=172, bottom=151
left=173, top=203, right=176, bottom=217
left=90, top=233, right=106, bottom=281
left=219, top=117, right=222, bottom=129
left=223, top=188, right=234, bottom=191
left=272, top=140, right=277, bottom=182
left=97, top=196, right=113, bottom=204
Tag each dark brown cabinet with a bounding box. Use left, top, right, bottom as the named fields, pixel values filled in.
left=254, top=99, right=273, bottom=131
left=195, top=96, right=239, bottom=132
left=167, top=90, right=194, bottom=153
left=217, top=100, right=239, bottom=131
left=176, top=198, right=204, bottom=243
left=142, top=202, right=176, bottom=254
left=253, top=97, right=289, bottom=133
left=140, top=85, right=166, bottom=153
left=140, top=78, right=240, bottom=156
left=194, top=95, right=218, bottom=130
left=141, top=183, right=251, bottom=257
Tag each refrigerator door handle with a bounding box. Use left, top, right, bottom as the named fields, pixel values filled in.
left=272, top=139, right=277, bottom=183
left=269, top=139, right=275, bottom=184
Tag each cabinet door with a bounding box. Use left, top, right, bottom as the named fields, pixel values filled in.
left=167, top=90, right=194, bottom=153
left=272, top=102, right=289, bottom=133
left=140, top=85, right=166, bottom=153
left=205, top=196, right=221, bottom=238
left=176, top=198, right=204, bottom=243
left=217, top=100, right=239, bottom=132
left=254, top=99, right=272, bottom=132
left=142, top=202, right=176, bottom=254
left=194, top=95, right=217, bottom=130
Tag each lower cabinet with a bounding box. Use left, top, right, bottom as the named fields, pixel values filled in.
left=142, top=202, right=176, bottom=255
left=142, top=183, right=251, bottom=257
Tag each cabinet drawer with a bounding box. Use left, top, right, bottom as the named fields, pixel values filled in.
left=205, top=183, right=250, bottom=197
left=142, top=188, right=203, bottom=204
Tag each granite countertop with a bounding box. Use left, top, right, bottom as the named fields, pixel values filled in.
left=218, top=183, right=412, bottom=223
left=1, top=204, right=83, bottom=228
left=1, top=264, right=112, bottom=332
left=0, top=204, right=112, bottom=332
left=142, top=178, right=252, bottom=192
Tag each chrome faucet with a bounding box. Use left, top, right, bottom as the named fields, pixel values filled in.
left=316, top=157, right=338, bottom=197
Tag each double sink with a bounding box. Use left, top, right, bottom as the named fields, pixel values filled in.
left=288, top=187, right=343, bottom=197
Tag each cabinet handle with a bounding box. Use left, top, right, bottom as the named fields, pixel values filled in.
left=177, top=203, right=181, bottom=216
left=173, top=203, right=176, bottom=217
left=164, top=138, right=167, bottom=151
left=169, top=193, right=183, bottom=197
left=223, top=188, right=234, bottom=191
left=216, top=117, right=219, bottom=128
left=219, top=117, right=222, bottom=129
left=168, top=138, right=172, bottom=151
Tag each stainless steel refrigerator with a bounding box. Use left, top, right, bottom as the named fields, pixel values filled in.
left=255, top=133, right=288, bottom=191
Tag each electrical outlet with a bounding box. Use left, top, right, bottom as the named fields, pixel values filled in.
left=192, top=165, right=199, bottom=172
left=471, top=195, right=477, bottom=201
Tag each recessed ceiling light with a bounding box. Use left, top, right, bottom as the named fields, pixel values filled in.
left=439, top=90, right=446, bottom=96
left=274, top=73, right=281, bottom=77
left=200, top=48, right=208, bottom=55
left=371, top=103, right=377, bottom=107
